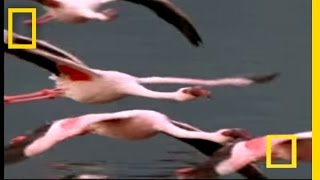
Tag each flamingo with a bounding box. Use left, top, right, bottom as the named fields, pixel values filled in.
left=175, top=131, right=312, bottom=179
left=57, top=174, right=109, bottom=179
left=24, top=0, right=203, bottom=47
left=4, top=109, right=252, bottom=165
left=4, top=30, right=279, bottom=105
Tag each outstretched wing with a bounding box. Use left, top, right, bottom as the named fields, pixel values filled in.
left=4, top=29, right=85, bottom=65
left=245, top=131, right=312, bottom=163
left=5, top=123, right=53, bottom=165
left=4, top=30, right=100, bottom=80
left=272, top=131, right=312, bottom=161
left=122, top=0, right=203, bottom=47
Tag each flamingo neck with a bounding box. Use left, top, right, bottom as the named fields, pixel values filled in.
left=139, top=90, right=186, bottom=101
left=160, top=122, right=220, bottom=143
left=160, top=123, right=223, bottom=156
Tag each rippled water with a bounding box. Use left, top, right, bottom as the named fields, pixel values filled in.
left=4, top=0, right=311, bottom=179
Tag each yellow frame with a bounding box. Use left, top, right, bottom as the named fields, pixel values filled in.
left=266, top=134, right=297, bottom=168
left=7, top=8, right=37, bottom=49
left=312, top=0, right=318, bottom=179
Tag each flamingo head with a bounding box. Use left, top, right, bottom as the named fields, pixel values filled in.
left=178, top=86, right=211, bottom=101
left=4, top=123, right=51, bottom=165
left=215, top=128, right=253, bottom=143
left=221, top=128, right=252, bottom=141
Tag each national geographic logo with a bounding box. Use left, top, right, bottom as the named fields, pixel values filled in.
left=266, top=134, right=297, bottom=169
left=7, top=8, right=37, bottom=49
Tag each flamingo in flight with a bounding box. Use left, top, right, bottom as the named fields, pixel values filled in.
left=4, top=30, right=279, bottom=105
left=4, top=109, right=252, bottom=165
left=176, top=131, right=312, bottom=179
left=24, top=0, right=203, bottom=47
left=59, top=174, right=109, bottom=179
left=49, top=173, right=109, bottom=179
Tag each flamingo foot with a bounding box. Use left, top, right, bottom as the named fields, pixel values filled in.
left=4, top=88, right=62, bottom=104
left=101, top=8, right=119, bottom=21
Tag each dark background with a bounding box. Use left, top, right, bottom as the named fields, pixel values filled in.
left=4, top=0, right=311, bottom=179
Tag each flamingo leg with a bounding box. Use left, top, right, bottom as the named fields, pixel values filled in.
left=24, top=13, right=55, bottom=25
left=4, top=88, right=63, bottom=104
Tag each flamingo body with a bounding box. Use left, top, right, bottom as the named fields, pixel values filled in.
left=176, top=131, right=312, bottom=179
left=4, top=109, right=250, bottom=165
left=4, top=30, right=279, bottom=105
left=29, top=0, right=203, bottom=46
left=42, top=0, right=108, bottom=23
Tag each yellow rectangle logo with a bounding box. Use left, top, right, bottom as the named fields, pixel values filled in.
left=266, top=134, right=297, bottom=168
left=8, top=8, right=37, bottom=49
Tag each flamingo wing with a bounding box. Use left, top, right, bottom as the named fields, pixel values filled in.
left=4, top=111, right=133, bottom=165
left=245, top=131, right=312, bottom=163
left=272, top=131, right=312, bottom=161
left=121, top=0, right=203, bottom=47
left=4, top=29, right=85, bottom=65
left=5, top=123, right=52, bottom=165
left=4, top=30, right=100, bottom=81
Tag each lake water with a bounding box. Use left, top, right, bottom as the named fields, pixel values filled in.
left=4, top=0, right=311, bottom=179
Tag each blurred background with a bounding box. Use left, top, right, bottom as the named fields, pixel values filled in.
left=4, top=0, right=311, bottom=179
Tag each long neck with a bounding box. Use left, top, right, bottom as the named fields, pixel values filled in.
left=130, top=86, right=184, bottom=101
left=138, top=77, right=251, bottom=87
left=159, top=122, right=223, bottom=156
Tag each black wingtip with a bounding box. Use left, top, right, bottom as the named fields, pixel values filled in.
left=246, top=72, right=280, bottom=84
left=4, top=123, right=52, bottom=165
left=190, top=35, right=204, bottom=48
left=4, top=147, right=29, bottom=166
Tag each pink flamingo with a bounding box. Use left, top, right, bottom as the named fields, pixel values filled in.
left=4, top=30, right=279, bottom=105
left=4, top=109, right=252, bottom=165
left=55, top=174, right=109, bottom=179
left=176, top=131, right=312, bottom=179
left=24, top=0, right=203, bottom=46
left=47, top=173, right=109, bottom=179
left=63, top=174, right=109, bottom=179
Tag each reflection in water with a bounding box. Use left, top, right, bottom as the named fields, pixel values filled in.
left=46, top=161, right=111, bottom=179
left=45, top=149, right=203, bottom=179
left=48, top=161, right=109, bottom=172
left=59, top=174, right=109, bottom=179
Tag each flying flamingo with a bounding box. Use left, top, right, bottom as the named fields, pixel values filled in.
left=49, top=174, right=109, bottom=179
left=61, top=174, right=109, bottom=179
left=24, top=0, right=203, bottom=47
left=4, top=30, right=279, bottom=105
left=176, top=131, right=312, bottom=179
left=4, top=109, right=252, bottom=165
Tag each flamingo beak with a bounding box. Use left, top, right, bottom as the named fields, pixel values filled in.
left=185, top=86, right=212, bottom=99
